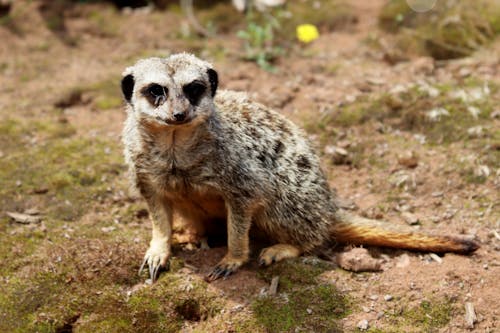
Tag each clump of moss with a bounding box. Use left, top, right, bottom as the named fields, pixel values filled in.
left=383, top=298, right=454, bottom=332
left=253, top=284, right=347, bottom=332
left=318, top=80, right=497, bottom=145
left=253, top=258, right=349, bottom=332
left=0, top=118, right=124, bottom=221
left=258, top=257, right=333, bottom=288
left=379, top=0, right=500, bottom=59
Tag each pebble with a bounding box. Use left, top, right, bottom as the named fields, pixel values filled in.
left=357, top=319, right=369, bottom=330
left=402, top=212, right=419, bottom=225
left=306, top=308, right=313, bottom=315
left=101, top=226, right=116, bottom=233
left=231, top=304, right=244, bottom=313
left=269, top=276, right=280, bottom=296
left=395, top=253, right=410, bottom=268
left=397, top=151, right=418, bottom=168
left=384, top=294, right=393, bottom=301
left=429, top=253, right=443, bottom=264
left=369, top=294, right=379, bottom=301
left=324, top=145, right=350, bottom=165
left=465, top=302, right=477, bottom=329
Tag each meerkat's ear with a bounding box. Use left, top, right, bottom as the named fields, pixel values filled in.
left=121, top=74, right=135, bottom=103
left=207, top=68, right=218, bottom=97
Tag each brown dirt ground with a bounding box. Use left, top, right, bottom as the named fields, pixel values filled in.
left=0, top=0, right=498, bottom=332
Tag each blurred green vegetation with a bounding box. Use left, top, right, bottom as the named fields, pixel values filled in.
left=379, top=0, right=500, bottom=59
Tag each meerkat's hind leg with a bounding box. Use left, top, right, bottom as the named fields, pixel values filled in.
left=258, top=244, right=302, bottom=266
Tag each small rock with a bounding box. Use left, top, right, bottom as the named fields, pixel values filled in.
left=411, top=57, right=434, bottom=75
left=369, top=294, right=379, bottom=301
left=357, top=319, right=369, bottom=330
left=6, top=211, right=42, bottom=224
left=426, top=108, right=449, bottom=122
left=442, top=209, right=458, bottom=220
left=362, top=306, right=371, bottom=313
left=384, top=294, right=393, bottom=301
left=337, top=248, right=383, bottom=272
left=474, top=165, right=490, bottom=178
left=24, top=208, right=41, bottom=215
left=231, top=304, right=244, bottom=313
left=489, top=230, right=500, bottom=241
left=464, top=302, right=477, bottom=329
left=429, top=253, right=442, bottom=264
left=306, top=308, right=313, bottom=315
left=395, top=253, right=410, bottom=268
left=337, top=198, right=357, bottom=210
left=458, top=67, right=472, bottom=77
left=402, top=212, right=419, bottom=225
left=430, top=215, right=441, bottom=223
left=467, top=126, right=484, bottom=138
left=101, top=226, right=116, bottom=233
left=324, top=145, right=351, bottom=165
left=467, top=106, right=481, bottom=119
left=366, top=77, right=385, bottom=86
left=268, top=276, right=279, bottom=296
left=397, top=151, right=419, bottom=169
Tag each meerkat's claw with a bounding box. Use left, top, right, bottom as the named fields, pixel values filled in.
left=206, top=257, right=244, bottom=282
left=139, top=244, right=170, bottom=282
left=138, top=257, right=148, bottom=276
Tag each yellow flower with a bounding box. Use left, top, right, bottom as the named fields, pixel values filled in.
left=296, top=24, right=320, bottom=43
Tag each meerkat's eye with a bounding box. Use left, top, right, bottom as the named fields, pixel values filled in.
left=183, top=81, right=206, bottom=106
left=144, top=84, right=167, bottom=106
left=148, top=84, right=166, bottom=97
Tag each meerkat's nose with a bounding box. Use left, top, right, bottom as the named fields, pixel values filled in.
left=173, top=111, right=186, bottom=122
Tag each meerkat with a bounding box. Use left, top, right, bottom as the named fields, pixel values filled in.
left=121, top=53, right=479, bottom=282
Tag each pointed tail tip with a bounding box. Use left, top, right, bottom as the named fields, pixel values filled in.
left=454, top=236, right=480, bottom=254
left=464, top=239, right=480, bottom=254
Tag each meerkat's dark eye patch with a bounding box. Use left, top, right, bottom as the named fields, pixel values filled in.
left=142, top=84, right=168, bottom=106
left=183, top=81, right=206, bottom=106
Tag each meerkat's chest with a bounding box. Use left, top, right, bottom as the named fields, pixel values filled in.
left=136, top=145, right=218, bottom=193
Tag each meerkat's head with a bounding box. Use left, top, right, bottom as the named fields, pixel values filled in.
left=121, top=53, right=218, bottom=127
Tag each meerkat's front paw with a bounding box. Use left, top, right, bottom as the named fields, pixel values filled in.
left=206, top=255, right=246, bottom=282
left=139, top=239, right=170, bottom=282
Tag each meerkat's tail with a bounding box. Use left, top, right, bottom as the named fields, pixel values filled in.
left=331, top=210, right=479, bottom=254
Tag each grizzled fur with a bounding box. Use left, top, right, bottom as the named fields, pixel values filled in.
left=121, top=53, right=479, bottom=282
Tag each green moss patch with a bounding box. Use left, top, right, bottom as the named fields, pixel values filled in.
left=253, top=258, right=349, bottom=332
left=0, top=118, right=124, bottom=221
left=315, top=80, right=497, bottom=144
left=381, top=298, right=454, bottom=333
